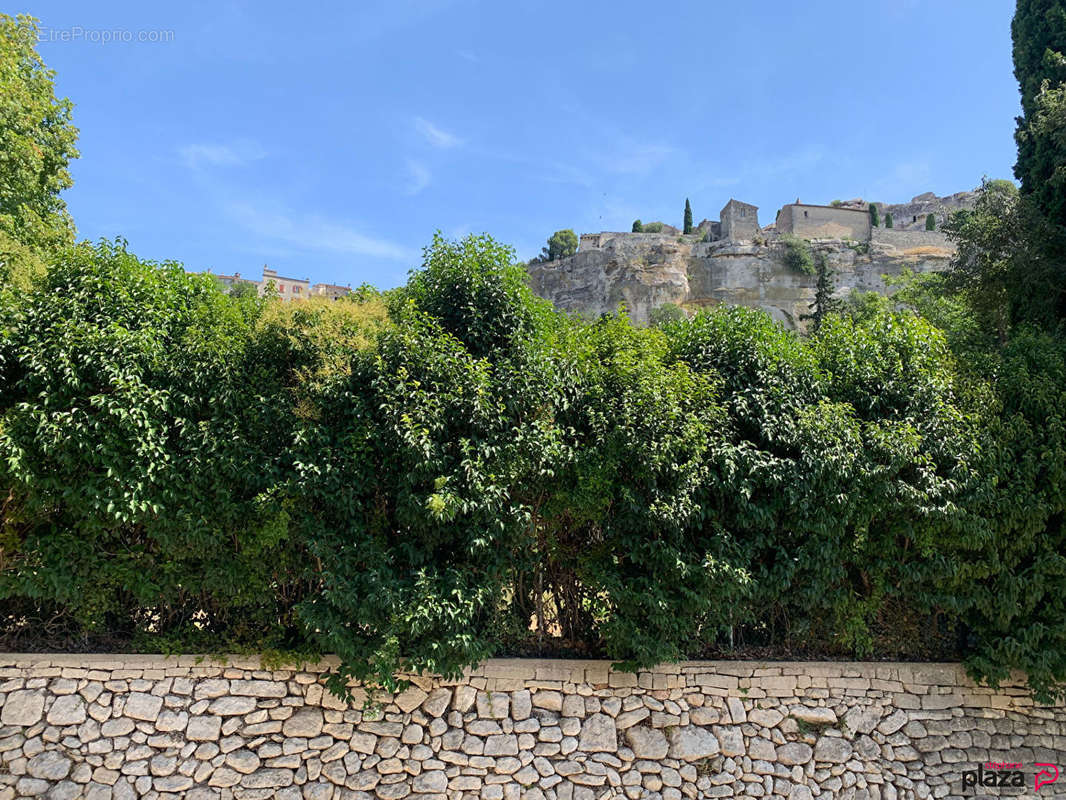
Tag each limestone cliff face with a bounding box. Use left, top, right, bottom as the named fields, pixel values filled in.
left=526, top=233, right=954, bottom=329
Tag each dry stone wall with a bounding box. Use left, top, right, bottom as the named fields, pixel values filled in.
left=0, top=656, right=1062, bottom=800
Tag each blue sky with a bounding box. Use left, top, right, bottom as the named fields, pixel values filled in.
left=30, top=0, right=1019, bottom=289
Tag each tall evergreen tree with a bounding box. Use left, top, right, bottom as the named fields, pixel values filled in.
left=632, top=219, right=644, bottom=233
left=926, top=214, right=936, bottom=231
left=800, top=254, right=840, bottom=333
left=869, top=204, right=880, bottom=228
left=1012, top=0, right=1066, bottom=224
left=683, top=199, right=693, bottom=234
left=886, top=213, right=893, bottom=229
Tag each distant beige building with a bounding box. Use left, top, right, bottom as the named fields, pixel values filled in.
left=260, top=267, right=310, bottom=301
left=775, top=203, right=871, bottom=240
left=204, top=271, right=261, bottom=292
left=310, top=283, right=351, bottom=301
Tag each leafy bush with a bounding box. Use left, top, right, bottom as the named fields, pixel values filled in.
left=631, top=219, right=643, bottom=233
left=0, top=240, right=310, bottom=653
left=2, top=234, right=1066, bottom=702
left=926, top=213, right=936, bottom=231
left=643, top=222, right=664, bottom=233
left=779, top=234, right=816, bottom=275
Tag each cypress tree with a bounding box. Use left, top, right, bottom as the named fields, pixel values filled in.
left=800, top=254, right=840, bottom=333
left=925, top=214, right=936, bottom=231
left=1013, top=1, right=1066, bottom=228
left=885, top=213, right=893, bottom=229
left=632, top=219, right=643, bottom=233
left=869, top=204, right=880, bottom=227
left=683, top=199, right=693, bottom=234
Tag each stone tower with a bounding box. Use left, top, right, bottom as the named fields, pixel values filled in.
left=720, top=199, right=760, bottom=241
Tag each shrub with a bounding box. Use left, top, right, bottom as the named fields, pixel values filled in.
left=644, top=221, right=664, bottom=233
left=649, top=302, right=687, bottom=327
left=886, top=213, right=894, bottom=228
left=2, top=234, right=1065, bottom=701
left=926, top=213, right=936, bottom=231
left=779, top=233, right=816, bottom=275
left=0, top=240, right=309, bottom=653
left=631, top=219, right=643, bottom=233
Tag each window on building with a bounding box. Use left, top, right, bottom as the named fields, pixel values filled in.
left=293, top=286, right=301, bottom=294
left=279, top=285, right=285, bottom=292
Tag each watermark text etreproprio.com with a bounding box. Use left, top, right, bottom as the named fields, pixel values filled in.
left=37, top=26, right=175, bottom=44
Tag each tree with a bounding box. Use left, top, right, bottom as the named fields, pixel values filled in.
left=800, top=254, right=841, bottom=333
left=683, top=199, right=693, bottom=234
left=540, top=229, right=578, bottom=262
left=0, top=240, right=308, bottom=653
left=228, top=281, right=259, bottom=299
left=926, top=214, right=936, bottom=231
left=0, top=15, right=79, bottom=269
left=885, top=213, right=894, bottom=229
left=632, top=219, right=644, bottom=233
left=1012, top=0, right=1066, bottom=121
left=869, top=204, right=880, bottom=228
left=942, top=177, right=1064, bottom=336
left=402, top=232, right=546, bottom=358
left=1010, top=2, right=1066, bottom=322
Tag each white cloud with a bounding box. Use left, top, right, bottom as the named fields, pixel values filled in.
left=227, top=202, right=415, bottom=262
left=405, top=160, right=432, bottom=195
left=179, top=140, right=267, bottom=169
left=414, top=117, right=463, bottom=149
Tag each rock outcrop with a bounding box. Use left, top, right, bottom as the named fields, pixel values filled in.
left=527, top=233, right=954, bottom=329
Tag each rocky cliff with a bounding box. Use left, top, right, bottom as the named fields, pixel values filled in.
left=526, top=232, right=954, bottom=329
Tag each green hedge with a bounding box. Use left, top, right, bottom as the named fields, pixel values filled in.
left=2, top=237, right=1065, bottom=702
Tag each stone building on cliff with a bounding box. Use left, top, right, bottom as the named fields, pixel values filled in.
left=530, top=190, right=975, bottom=330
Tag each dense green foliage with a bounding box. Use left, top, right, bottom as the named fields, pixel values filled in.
left=539, top=229, right=578, bottom=262
left=926, top=213, right=936, bottom=231
left=643, top=222, right=664, bottom=233
left=683, top=199, right=693, bottom=234
left=779, top=234, right=816, bottom=275
left=0, top=242, right=311, bottom=653
left=0, top=14, right=79, bottom=287
left=1011, top=1, right=1066, bottom=323
left=631, top=220, right=643, bottom=233
left=648, top=302, right=688, bottom=327
left=2, top=233, right=1065, bottom=701
left=1, top=4, right=1065, bottom=705
left=801, top=255, right=840, bottom=333
left=1012, top=0, right=1066, bottom=217
left=886, top=213, right=894, bottom=228
left=869, top=204, right=880, bottom=228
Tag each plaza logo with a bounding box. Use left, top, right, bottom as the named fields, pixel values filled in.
left=961, top=761, right=1059, bottom=792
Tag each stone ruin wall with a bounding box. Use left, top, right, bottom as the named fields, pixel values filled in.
left=775, top=207, right=871, bottom=242
left=0, top=655, right=1062, bottom=800
left=869, top=228, right=954, bottom=251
